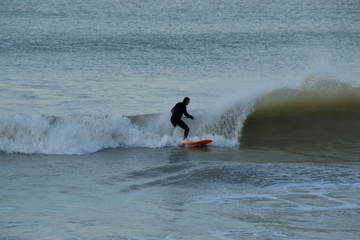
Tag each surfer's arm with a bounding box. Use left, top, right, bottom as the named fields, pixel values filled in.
left=184, top=108, right=194, bottom=119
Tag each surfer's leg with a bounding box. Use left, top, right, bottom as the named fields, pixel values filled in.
left=170, top=118, right=177, bottom=127
left=184, top=128, right=189, bottom=140
left=177, top=120, right=189, bottom=139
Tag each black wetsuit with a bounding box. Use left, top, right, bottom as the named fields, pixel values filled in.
left=171, top=101, right=194, bottom=139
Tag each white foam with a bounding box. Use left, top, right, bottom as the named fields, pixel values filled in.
left=0, top=109, right=244, bottom=154
left=0, top=113, right=155, bottom=154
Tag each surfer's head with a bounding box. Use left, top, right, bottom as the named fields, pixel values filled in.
left=183, top=97, right=190, bottom=105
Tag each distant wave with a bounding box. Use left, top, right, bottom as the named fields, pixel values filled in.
left=1, top=75, right=359, bottom=155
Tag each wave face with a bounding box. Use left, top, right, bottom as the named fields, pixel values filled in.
left=1, top=76, right=359, bottom=155
left=240, top=75, right=360, bottom=157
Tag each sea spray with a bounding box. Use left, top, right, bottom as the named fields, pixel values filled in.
left=198, top=94, right=258, bottom=146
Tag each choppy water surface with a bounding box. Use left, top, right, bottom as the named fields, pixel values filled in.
left=1, top=149, right=360, bottom=239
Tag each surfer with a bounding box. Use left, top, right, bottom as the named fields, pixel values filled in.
left=171, top=97, right=194, bottom=140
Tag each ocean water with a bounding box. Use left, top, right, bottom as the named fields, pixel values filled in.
left=1, top=0, right=360, bottom=239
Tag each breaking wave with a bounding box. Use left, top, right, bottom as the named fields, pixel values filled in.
left=1, top=75, right=359, bottom=155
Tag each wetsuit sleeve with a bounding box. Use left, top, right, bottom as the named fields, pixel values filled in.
left=184, top=107, right=194, bottom=119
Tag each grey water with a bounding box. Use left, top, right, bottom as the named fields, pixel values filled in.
left=1, top=0, right=360, bottom=239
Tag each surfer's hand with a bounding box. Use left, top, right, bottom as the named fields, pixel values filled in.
left=190, top=116, right=194, bottom=120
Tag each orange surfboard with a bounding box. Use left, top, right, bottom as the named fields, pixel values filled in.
left=181, top=139, right=212, bottom=147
